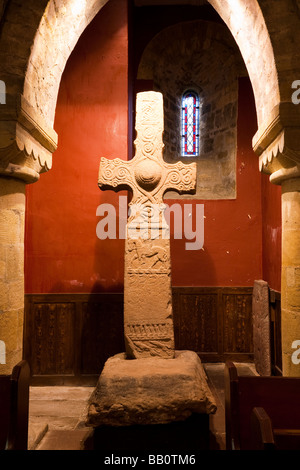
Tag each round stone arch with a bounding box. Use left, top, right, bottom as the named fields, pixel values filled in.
left=208, top=0, right=280, bottom=128
left=23, top=0, right=111, bottom=129
left=0, top=0, right=289, bottom=180
left=0, top=0, right=111, bottom=182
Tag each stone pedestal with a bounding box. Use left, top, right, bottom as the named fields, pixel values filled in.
left=252, top=280, right=271, bottom=376
left=92, top=413, right=210, bottom=451
left=86, top=350, right=217, bottom=428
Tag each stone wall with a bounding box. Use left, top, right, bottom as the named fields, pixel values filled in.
left=138, top=20, right=246, bottom=200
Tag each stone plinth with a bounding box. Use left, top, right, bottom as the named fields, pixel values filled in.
left=252, top=280, right=271, bottom=376
left=86, top=350, right=217, bottom=428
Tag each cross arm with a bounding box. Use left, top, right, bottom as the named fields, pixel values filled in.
left=161, top=161, right=197, bottom=196
left=98, top=157, right=135, bottom=192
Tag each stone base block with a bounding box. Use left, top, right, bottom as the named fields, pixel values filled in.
left=92, top=413, right=210, bottom=451
left=252, top=280, right=271, bottom=376
left=86, top=350, right=217, bottom=427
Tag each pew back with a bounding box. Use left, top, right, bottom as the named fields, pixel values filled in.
left=0, top=375, right=12, bottom=449
left=225, top=361, right=300, bottom=450
left=0, top=360, right=30, bottom=450
left=251, top=407, right=300, bottom=450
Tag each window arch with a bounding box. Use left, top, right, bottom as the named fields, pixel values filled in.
left=181, top=90, right=200, bottom=157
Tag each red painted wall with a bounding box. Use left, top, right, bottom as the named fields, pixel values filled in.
left=25, top=9, right=279, bottom=293
left=261, top=173, right=282, bottom=292
left=25, top=0, right=128, bottom=293
left=168, top=78, right=263, bottom=287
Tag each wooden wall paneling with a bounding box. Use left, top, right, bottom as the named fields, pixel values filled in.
left=25, top=288, right=255, bottom=384
left=173, top=287, right=253, bottom=363
left=74, top=299, right=83, bottom=380
left=217, top=288, right=224, bottom=362
left=24, top=294, right=125, bottom=385
left=173, top=288, right=219, bottom=359
left=23, top=295, right=32, bottom=374
left=222, top=288, right=253, bottom=362
left=80, top=294, right=125, bottom=376
left=24, top=295, right=78, bottom=385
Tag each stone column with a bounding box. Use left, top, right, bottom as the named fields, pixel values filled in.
left=252, top=102, right=300, bottom=377
left=0, top=93, right=58, bottom=374
left=280, top=174, right=300, bottom=376
left=269, top=167, right=300, bottom=376
left=0, top=177, right=26, bottom=374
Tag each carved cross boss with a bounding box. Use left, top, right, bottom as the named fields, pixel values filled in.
left=98, top=91, right=196, bottom=359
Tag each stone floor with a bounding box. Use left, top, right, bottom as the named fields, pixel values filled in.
left=28, top=362, right=257, bottom=451
left=28, top=386, right=94, bottom=450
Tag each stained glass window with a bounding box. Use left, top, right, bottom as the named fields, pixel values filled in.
left=181, top=91, right=200, bottom=157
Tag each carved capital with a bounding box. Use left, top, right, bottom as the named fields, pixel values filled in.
left=0, top=94, right=58, bottom=183
left=252, top=102, right=300, bottom=184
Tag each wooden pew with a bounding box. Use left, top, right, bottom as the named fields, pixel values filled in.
left=251, top=407, right=300, bottom=450
left=250, top=407, right=276, bottom=450
left=224, top=361, right=300, bottom=450
left=0, top=360, right=30, bottom=450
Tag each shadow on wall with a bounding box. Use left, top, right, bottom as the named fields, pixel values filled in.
left=81, top=282, right=125, bottom=374
left=171, top=239, right=217, bottom=287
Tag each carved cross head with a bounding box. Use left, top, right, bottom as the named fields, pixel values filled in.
left=98, top=91, right=196, bottom=208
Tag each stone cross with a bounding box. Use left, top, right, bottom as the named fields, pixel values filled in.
left=98, top=91, right=196, bottom=359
